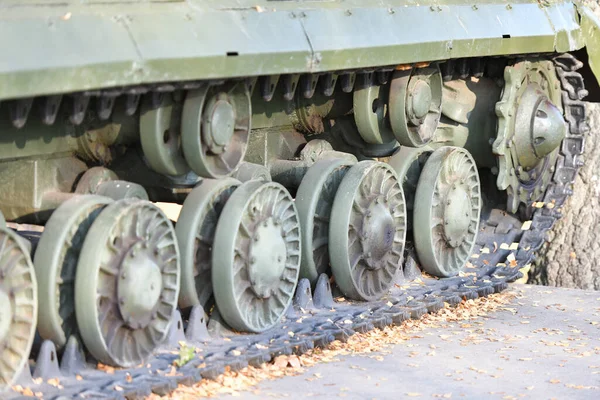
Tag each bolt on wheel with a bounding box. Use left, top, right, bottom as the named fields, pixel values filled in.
left=0, top=227, right=37, bottom=386
left=212, top=181, right=301, bottom=333
left=329, top=161, right=407, bottom=301
left=413, top=146, right=481, bottom=277
left=34, top=195, right=113, bottom=349
left=296, top=158, right=354, bottom=285
left=176, top=178, right=240, bottom=310
left=75, top=199, right=180, bottom=367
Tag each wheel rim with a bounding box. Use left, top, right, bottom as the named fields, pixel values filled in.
left=75, top=199, right=180, bottom=367
left=296, top=158, right=354, bottom=285
left=212, top=181, right=301, bottom=333
left=353, top=82, right=395, bottom=145
left=176, top=178, right=240, bottom=309
left=413, top=147, right=481, bottom=277
left=34, top=195, right=113, bottom=349
left=329, top=161, right=407, bottom=301
left=182, top=82, right=251, bottom=178
left=0, top=227, right=37, bottom=386
left=139, top=93, right=190, bottom=176
left=388, top=146, right=433, bottom=229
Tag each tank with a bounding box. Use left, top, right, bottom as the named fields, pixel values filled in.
left=0, top=0, right=599, bottom=393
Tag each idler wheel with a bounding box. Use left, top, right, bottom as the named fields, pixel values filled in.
left=212, top=181, right=301, bottom=333
left=175, top=178, right=240, bottom=310
left=329, top=161, right=407, bottom=301
left=0, top=227, right=37, bottom=386
left=413, top=147, right=481, bottom=277
left=182, top=82, right=251, bottom=178
left=34, top=195, right=113, bottom=349
left=296, top=158, right=354, bottom=285
left=75, top=199, right=180, bottom=367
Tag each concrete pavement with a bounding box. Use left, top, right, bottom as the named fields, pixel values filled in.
left=219, top=285, right=600, bottom=399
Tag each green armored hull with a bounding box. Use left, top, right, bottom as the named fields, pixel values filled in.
left=0, top=0, right=598, bottom=391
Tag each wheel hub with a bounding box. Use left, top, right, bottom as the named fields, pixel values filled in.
left=408, top=79, right=432, bottom=125
left=248, top=217, right=287, bottom=298
left=0, top=289, right=12, bottom=342
left=361, top=196, right=396, bottom=269
left=514, top=84, right=566, bottom=170
left=389, top=65, right=442, bottom=147
left=443, top=183, right=472, bottom=247
left=118, top=241, right=163, bottom=329
left=493, top=59, right=564, bottom=213
left=203, top=94, right=235, bottom=155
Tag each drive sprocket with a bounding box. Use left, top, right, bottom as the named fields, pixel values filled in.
left=494, top=59, right=566, bottom=213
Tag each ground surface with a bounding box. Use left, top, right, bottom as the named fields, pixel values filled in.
left=215, top=285, right=600, bottom=400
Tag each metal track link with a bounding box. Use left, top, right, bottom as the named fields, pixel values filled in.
left=8, top=259, right=522, bottom=400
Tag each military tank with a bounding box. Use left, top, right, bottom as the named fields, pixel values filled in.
left=0, top=0, right=599, bottom=393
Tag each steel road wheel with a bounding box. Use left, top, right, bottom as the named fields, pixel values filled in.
left=182, top=82, right=251, bottom=178
left=296, top=158, right=354, bottom=285
left=413, top=146, right=481, bottom=277
left=75, top=199, right=180, bottom=367
left=176, top=177, right=240, bottom=309
left=0, top=227, right=37, bottom=386
left=34, top=195, right=113, bottom=349
left=329, top=161, right=407, bottom=301
left=212, top=181, right=301, bottom=333
left=140, top=93, right=190, bottom=176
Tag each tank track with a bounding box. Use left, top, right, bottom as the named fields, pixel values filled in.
left=6, top=54, right=588, bottom=399
left=9, top=259, right=521, bottom=400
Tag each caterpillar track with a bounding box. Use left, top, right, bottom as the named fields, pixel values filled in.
left=0, top=52, right=589, bottom=399
left=0, top=1, right=598, bottom=398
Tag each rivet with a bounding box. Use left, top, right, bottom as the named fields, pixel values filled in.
left=277, top=255, right=283, bottom=263
left=121, top=273, right=127, bottom=280
left=119, top=298, right=125, bottom=305
left=250, top=256, right=256, bottom=264
left=254, top=235, right=260, bottom=242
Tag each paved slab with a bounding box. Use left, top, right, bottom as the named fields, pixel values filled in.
left=220, top=285, right=600, bottom=399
